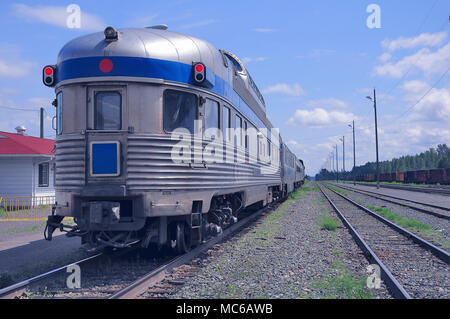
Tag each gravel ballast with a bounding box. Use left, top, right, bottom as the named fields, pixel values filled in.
left=330, top=184, right=450, bottom=251
left=142, top=184, right=390, bottom=299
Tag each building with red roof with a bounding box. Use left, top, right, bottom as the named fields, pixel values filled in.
left=0, top=128, right=55, bottom=197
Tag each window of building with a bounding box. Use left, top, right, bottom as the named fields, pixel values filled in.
left=94, top=91, right=121, bottom=130
left=204, top=99, right=220, bottom=139
left=163, top=90, right=198, bottom=134
left=56, top=92, right=63, bottom=135
left=38, top=162, right=49, bottom=187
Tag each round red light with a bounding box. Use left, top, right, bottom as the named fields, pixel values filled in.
left=44, top=67, right=53, bottom=75
left=99, top=58, right=113, bottom=73
left=195, top=64, right=204, bottom=72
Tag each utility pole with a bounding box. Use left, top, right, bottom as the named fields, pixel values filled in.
left=332, top=152, right=334, bottom=174
left=349, top=121, right=356, bottom=186
left=335, top=144, right=339, bottom=183
left=40, top=107, right=44, bottom=138
left=340, top=136, right=345, bottom=173
left=366, top=89, right=380, bottom=189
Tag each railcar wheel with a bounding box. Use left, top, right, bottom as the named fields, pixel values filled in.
left=170, top=222, right=191, bottom=254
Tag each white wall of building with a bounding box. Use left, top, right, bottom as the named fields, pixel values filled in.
left=0, top=156, right=55, bottom=198
left=0, top=157, right=34, bottom=197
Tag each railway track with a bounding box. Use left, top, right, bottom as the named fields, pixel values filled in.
left=347, top=182, right=450, bottom=196
left=110, top=202, right=274, bottom=299
left=0, top=253, right=103, bottom=299
left=329, top=183, right=450, bottom=221
left=318, top=183, right=450, bottom=299
left=0, top=199, right=278, bottom=299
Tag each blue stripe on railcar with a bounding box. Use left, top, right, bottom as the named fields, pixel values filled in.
left=56, top=56, right=274, bottom=143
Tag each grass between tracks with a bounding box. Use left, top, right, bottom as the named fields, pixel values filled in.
left=318, top=212, right=338, bottom=232
left=313, top=260, right=373, bottom=299
left=367, top=205, right=449, bottom=249
left=327, top=185, right=348, bottom=196
left=367, top=205, right=431, bottom=232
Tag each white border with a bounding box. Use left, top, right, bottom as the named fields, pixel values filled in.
left=89, top=141, right=121, bottom=177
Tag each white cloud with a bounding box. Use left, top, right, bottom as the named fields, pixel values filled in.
left=287, top=108, right=355, bottom=128
left=28, top=97, right=53, bottom=107
left=241, top=57, right=268, bottom=64
left=180, top=19, right=216, bottom=29
left=382, top=31, right=447, bottom=52
left=305, top=98, right=348, bottom=109
left=409, top=87, right=450, bottom=122
left=0, top=58, right=33, bottom=78
left=296, top=49, right=335, bottom=59
left=373, top=43, right=450, bottom=78
left=253, top=28, right=276, bottom=33
left=378, top=52, right=391, bottom=62
left=12, top=3, right=106, bottom=31
left=401, top=80, right=430, bottom=94
left=262, top=83, right=305, bottom=96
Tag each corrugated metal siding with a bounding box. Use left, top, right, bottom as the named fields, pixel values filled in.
left=0, top=158, right=33, bottom=197
left=127, top=135, right=281, bottom=191
left=54, top=133, right=281, bottom=192
left=54, top=135, right=86, bottom=189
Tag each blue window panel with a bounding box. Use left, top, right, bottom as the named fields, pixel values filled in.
left=92, top=143, right=119, bottom=175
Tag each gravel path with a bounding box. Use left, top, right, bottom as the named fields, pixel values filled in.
left=329, top=184, right=450, bottom=251
left=141, top=185, right=390, bottom=299
left=322, top=186, right=450, bottom=298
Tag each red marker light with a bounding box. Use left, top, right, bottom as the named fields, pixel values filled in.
left=99, top=58, right=113, bottom=73
left=44, top=67, right=53, bottom=75
left=195, top=64, right=204, bottom=72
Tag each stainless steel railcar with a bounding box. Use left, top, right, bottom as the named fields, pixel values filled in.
left=43, top=26, right=304, bottom=252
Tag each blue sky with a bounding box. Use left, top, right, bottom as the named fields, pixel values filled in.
left=0, top=0, right=449, bottom=175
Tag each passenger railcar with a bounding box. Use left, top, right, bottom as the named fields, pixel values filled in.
left=43, top=26, right=304, bottom=252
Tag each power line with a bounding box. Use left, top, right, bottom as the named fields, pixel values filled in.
left=0, top=105, right=41, bottom=112
left=395, top=66, right=450, bottom=119
left=376, top=1, right=445, bottom=104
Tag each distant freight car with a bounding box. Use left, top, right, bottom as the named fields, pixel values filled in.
left=379, top=173, right=392, bottom=182
left=393, top=172, right=404, bottom=183
left=428, top=169, right=445, bottom=184
left=363, top=174, right=375, bottom=182
left=415, top=170, right=429, bottom=183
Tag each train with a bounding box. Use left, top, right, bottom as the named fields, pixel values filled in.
left=43, top=26, right=305, bottom=253
left=351, top=168, right=450, bottom=185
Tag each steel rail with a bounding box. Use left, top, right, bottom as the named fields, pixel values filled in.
left=336, top=183, right=450, bottom=212
left=109, top=204, right=272, bottom=299
left=329, top=183, right=450, bottom=221
left=346, top=182, right=450, bottom=196
left=324, top=184, right=450, bottom=264
left=0, top=253, right=103, bottom=299
left=317, top=184, right=411, bottom=299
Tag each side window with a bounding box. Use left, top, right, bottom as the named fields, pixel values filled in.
left=267, top=139, right=271, bottom=157
left=244, top=121, right=248, bottom=150
left=56, top=92, right=63, bottom=135
left=95, top=91, right=121, bottom=130
left=163, top=90, right=198, bottom=134
left=38, top=162, right=49, bottom=187
left=222, top=106, right=230, bottom=141
left=235, top=115, right=242, bottom=147
left=204, top=99, right=220, bottom=139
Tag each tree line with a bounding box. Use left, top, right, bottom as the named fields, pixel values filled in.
left=315, top=144, right=450, bottom=181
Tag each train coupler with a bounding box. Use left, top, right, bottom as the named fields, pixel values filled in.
left=44, top=215, right=64, bottom=241
left=44, top=215, right=80, bottom=241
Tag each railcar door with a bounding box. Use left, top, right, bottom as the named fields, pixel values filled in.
left=85, top=85, right=128, bottom=190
